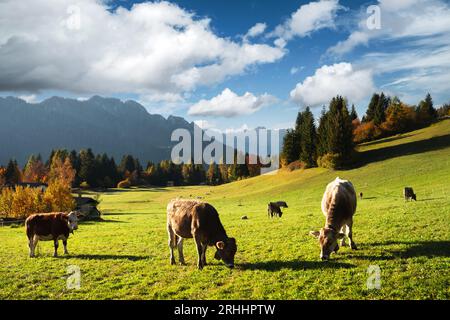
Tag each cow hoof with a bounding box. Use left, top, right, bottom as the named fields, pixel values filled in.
left=351, top=243, right=358, bottom=250
left=170, top=260, right=176, bottom=265
left=179, top=262, right=186, bottom=266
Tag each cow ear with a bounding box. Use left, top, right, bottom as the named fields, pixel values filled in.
left=216, top=241, right=225, bottom=250
left=337, top=233, right=346, bottom=239
left=309, top=231, right=320, bottom=238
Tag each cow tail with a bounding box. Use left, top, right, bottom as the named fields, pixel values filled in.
left=25, top=217, right=33, bottom=240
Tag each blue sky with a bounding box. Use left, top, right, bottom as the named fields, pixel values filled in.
left=1, top=0, right=449, bottom=131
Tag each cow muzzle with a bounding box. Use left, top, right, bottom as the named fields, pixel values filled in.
left=226, top=263, right=234, bottom=269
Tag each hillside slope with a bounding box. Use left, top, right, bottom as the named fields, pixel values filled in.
left=0, top=119, right=449, bottom=299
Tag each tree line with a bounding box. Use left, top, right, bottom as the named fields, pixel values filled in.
left=0, top=149, right=264, bottom=189
left=281, top=93, right=444, bottom=169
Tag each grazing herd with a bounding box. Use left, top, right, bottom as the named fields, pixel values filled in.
left=24, top=178, right=418, bottom=269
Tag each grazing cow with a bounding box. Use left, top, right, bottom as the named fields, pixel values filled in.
left=310, top=177, right=357, bottom=260
left=25, top=211, right=79, bottom=258
left=404, top=187, right=417, bottom=201
left=359, top=192, right=363, bottom=199
left=267, top=201, right=288, bottom=218
left=167, top=199, right=237, bottom=270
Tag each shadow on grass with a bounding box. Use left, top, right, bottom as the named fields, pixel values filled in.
left=360, top=197, right=377, bottom=200
left=101, top=211, right=159, bottom=216
left=353, top=134, right=450, bottom=168
left=238, top=259, right=354, bottom=271
left=366, top=240, right=450, bottom=258
left=63, top=254, right=148, bottom=261
left=102, top=187, right=171, bottom=194
left=416, top=197, right=444, bottom=202
left=359, top=133, right=415, bottom=148
left=80, top=219, right=126, bottom=224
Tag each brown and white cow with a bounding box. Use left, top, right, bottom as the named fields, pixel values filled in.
left=167, top=199, right=237, bottom=270
left=25, top=211, right=79, bottom=258
left=310, top=177, right=357, bottom=260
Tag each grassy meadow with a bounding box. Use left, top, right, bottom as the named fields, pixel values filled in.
left=0, top=119, right=449, bottom=299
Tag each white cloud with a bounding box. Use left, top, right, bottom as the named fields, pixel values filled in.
left=18, top=94, right=38, bottom=103
left=290, top=62, right=374, bottom=107
left=244, top=23, right=267, bottom=40
left=0, top=0, right=285, bottom=101
left=188, top=88, right=278, bottom=117
left=327, top=0, right=450, bottom=56
left=271, top=0, right=341, bottom=41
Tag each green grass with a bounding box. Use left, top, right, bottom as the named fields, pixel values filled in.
left=1, top=120, right=449, bottom=300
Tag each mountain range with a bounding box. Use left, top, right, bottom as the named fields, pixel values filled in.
left=0, top=96, right=285, bottom=166
left=0, top=96, right=193, bottom=166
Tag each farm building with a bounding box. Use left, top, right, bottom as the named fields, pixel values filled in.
left=3, top=182, right=48, bottom=192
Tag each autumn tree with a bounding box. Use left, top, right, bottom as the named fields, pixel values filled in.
left=49, top=156, right=76, bottom=186
left=23, top=155, right=47, bottom=183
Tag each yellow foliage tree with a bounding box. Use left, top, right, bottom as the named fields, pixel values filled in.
left=43, top=180, right=75, bottom=213
left=48, top=156, right=76, bottom=186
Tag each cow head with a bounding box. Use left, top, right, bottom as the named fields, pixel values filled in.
left=66, top=211, right=79, bottom=231
left=214, top=237, right=237, bottom=268
left=309, top=227, right=345, bottom=260
left=412, top=194, right=417, bottom=201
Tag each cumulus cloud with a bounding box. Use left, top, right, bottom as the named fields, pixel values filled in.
left=0, top=0, right=285, bottom=101
left=271, top=0, right=341, bottom=41
left=188, top=88, right=278, bottom=117
left=290, top=62, right=374, bottom=107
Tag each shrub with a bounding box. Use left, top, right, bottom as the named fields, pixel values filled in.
left=0, top=188, right=14, bottom=218
left=0, top=186, right=47, bottom=219
left=286, top=160, right=306, bottom=171
left=117, top=179, right=131, bottom=189
left=353, top=121, right=383, bottom=143
left=79, top=181, right=90, bottom=189
left=317, top=153, right=341, bottom=169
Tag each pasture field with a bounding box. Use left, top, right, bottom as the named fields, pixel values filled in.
left=0, top=120, right=449, bottom=299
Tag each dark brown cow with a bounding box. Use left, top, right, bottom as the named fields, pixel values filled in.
left=267, top=201, right=288, bottom=218
left=310, top=177, right=357, bottom=260
left=167, top=199, right=237, bottom=270
left=25, top=211, right=79, bottom=258
left=404, top=187, right=417, bottom=201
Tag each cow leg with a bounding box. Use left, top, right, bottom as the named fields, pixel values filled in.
left=31, top=235, right=39, bottom=257
left=194, top=235, right=204, bottom=270
left=340, top=225, right=347, bottom=247
left=201, top=244, right=207, bottom=266
left=177, top=237, right=186, bottom=265
left=53, top=239, right=59, bottom=257
left=347, top=221, right=357, bottom=250
left=28, top=237, right=34, bottom=258
left=167, top=224, right=176, bottom=265
left=63, top=240, right=69, bottom=255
